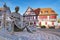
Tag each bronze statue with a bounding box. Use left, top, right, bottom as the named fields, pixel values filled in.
left=15, top=6, right=19, bottom=13
left=10, top=6, right=32, bottom=33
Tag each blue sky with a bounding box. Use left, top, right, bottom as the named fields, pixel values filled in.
left=0, top=0, right=60, bottom=18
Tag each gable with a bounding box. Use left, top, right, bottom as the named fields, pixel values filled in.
left=24, top=7, right=36, bottom=15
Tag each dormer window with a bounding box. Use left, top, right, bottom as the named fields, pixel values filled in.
left=51, top=10, right=55, bottom=13
left=41, top=11, right=43, bottom=13
left=40, top=12, right=41, bottom=14
left=45, top=11, right=48, bottom=14
left=40, top=11, right=43, bottom=14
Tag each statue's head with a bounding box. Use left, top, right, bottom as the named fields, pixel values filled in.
left=15, top=6, right=19, bottom=13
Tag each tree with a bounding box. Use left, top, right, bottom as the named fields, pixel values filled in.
left=58, top=19, right=60, bottom=23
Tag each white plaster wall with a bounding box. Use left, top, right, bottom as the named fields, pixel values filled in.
left=47, top=21, right=52, bottom=26
left=47, top=16, right=49, bottom=20
left=41, top=21, right=45, bottom=26
left=54, top=22, right=58, bottom=26
left=38, top=16, right=40, bottom=21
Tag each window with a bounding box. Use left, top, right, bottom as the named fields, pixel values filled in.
left=27, top=17, right=30, bottom=19
left=30, top=16, right=32, bottom=20
left=34, top=22, right=36, bottom=24
left=51, top=10, right=55, bottom=13
left=36, top=16, right=37, bottom=19
left=33, top=16, right=34, bottom=19
left=49, top=15, right=56, bottom=19
left=39, top=22, right=41, bottom=26
left=40, top=12, right=41, bottom=14
left=40, top=11, right=43, bottom=14
left=52, top=22, right=54, bottom=25
left=30, top=22, right=33, bottom=25
left=45, top=22, right=47, bottom=25
left=33, top=16, right=36, bottom=20
left=0, top=12, right=2, bottom=16
left=45, top=11, right=48, bottom=14
left=0, top=21, right=1, bottom=26
left=39, top=16, right=47, bottom=19
left=41, top=11, right=43, bottom=13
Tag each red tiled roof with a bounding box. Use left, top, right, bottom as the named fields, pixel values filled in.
left=33, top=8, right=57, bottom=16
left=39, top=8, right=57, bottom=15
left=0, top=8, right=6, bottom=11
left=33, top=8, right=40, bottom=15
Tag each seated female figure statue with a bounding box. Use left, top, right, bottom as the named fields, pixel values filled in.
left=10, top=6, right=32, bottom=33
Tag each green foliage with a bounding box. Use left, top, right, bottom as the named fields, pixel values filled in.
left=58, top=19, right=60, bottom=23
left=58, top=20, right=60, bottom=23
left=41, top=25, right=46, bottom=28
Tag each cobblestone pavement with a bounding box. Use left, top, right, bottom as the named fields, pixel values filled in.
left=38, top=28, right=60, bottom=37
left=14, top=30, right=60, bottom=40
left=0, top=28, right=60, bottom=40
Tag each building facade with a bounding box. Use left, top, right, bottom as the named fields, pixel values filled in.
left=23, top=7, right=38, bottom=26
left=23, top=7, right=58, bottom=28
left=0, top=4, right=11, bottom=30
left=38, top=8, right=58, bottom=28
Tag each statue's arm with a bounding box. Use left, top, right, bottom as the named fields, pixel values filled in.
left=9, top=13, right=13, bottom=19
